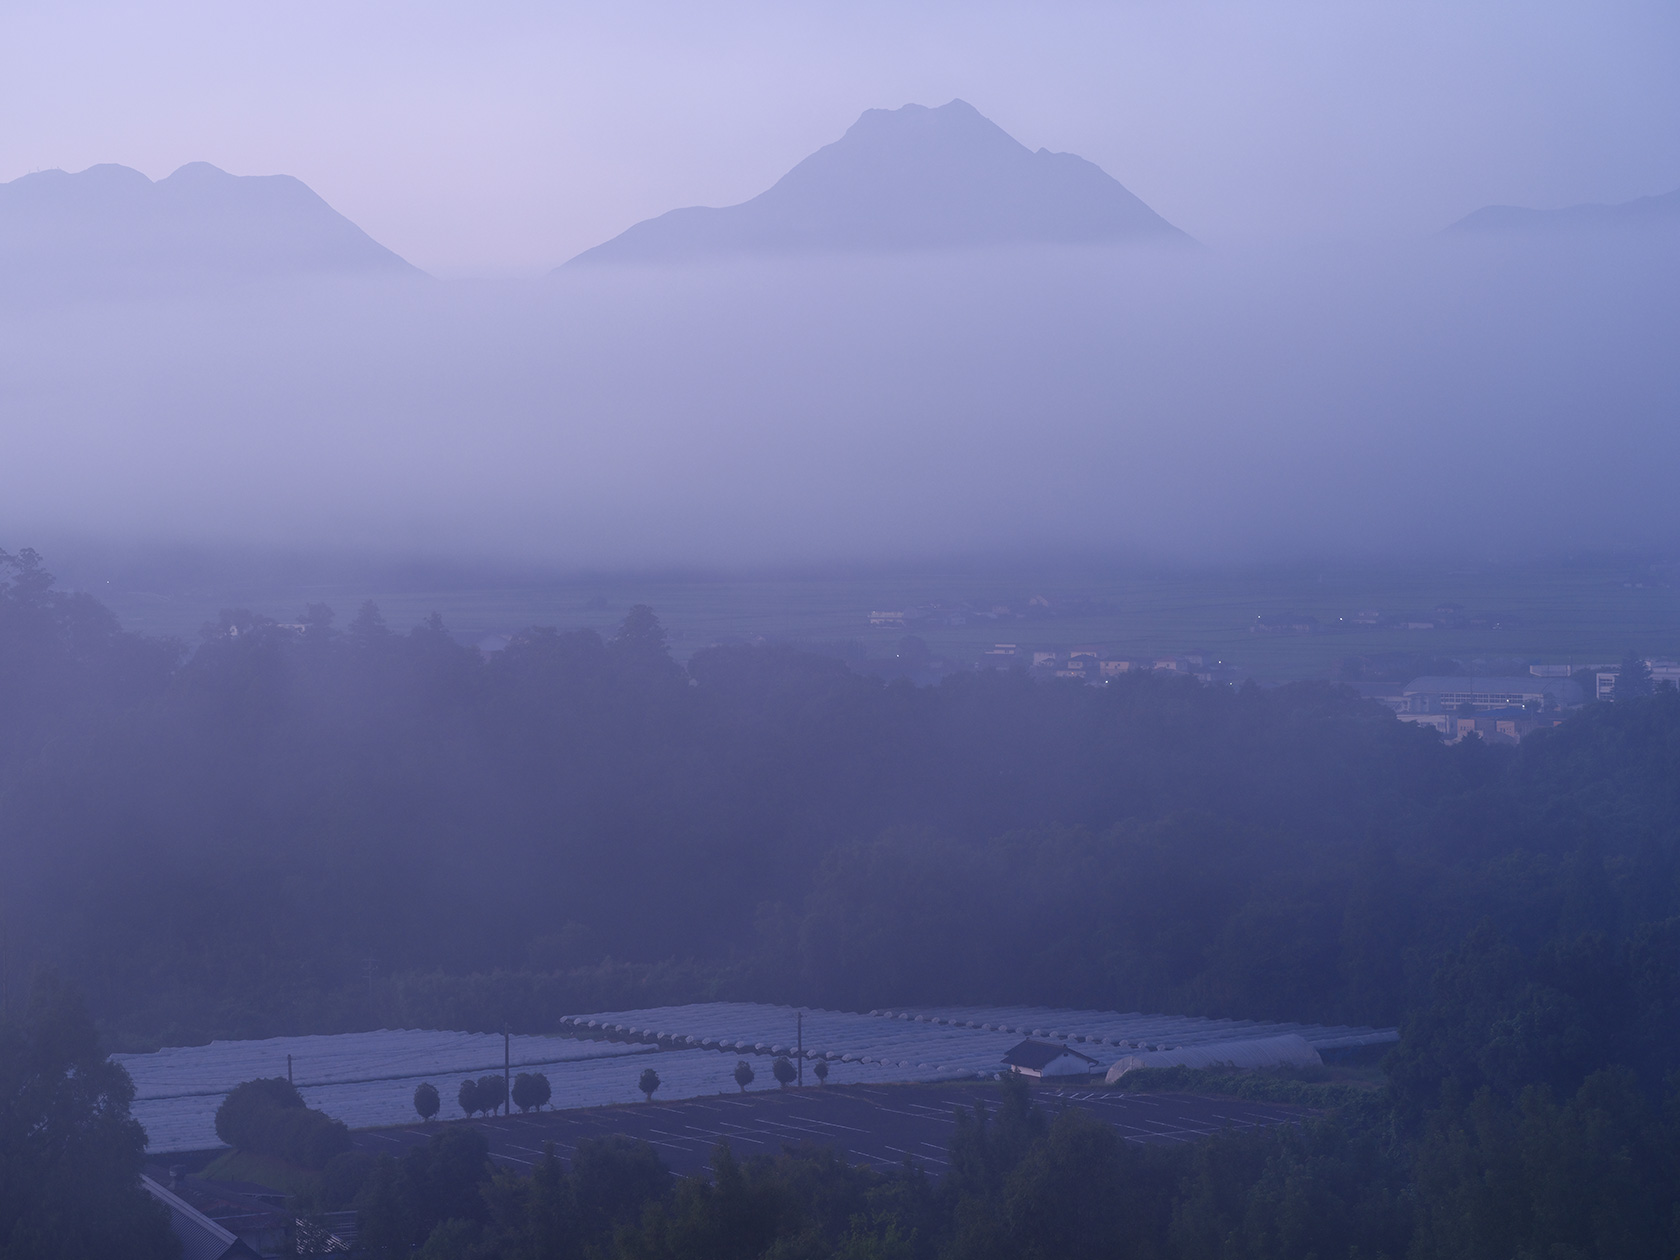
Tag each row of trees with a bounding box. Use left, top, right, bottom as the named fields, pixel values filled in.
left=9, top=555, right=1680, bottom=1057
left=733, top=1056, right=805, bottom=1092
left=412, top=1071, right=558, bottom=1122
left=459, top=1076, right=507, bottom=1118
left=420, top=1055, right=821, bottom=1122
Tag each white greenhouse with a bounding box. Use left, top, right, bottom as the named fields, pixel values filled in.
left=115, top=1004, right=1396, bottom=1153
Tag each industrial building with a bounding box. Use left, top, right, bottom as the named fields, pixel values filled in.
left=1402, top=676, right=1583, bottom=712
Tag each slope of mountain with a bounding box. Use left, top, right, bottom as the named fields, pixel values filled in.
left=0, top=161, right=417, bottom=293
left=566, top=100, right=1188, bottom=267
left=1449, top=185, right=1680, bottom=234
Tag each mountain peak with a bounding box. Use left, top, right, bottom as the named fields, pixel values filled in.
left=1448, top=185, right=1680, bottom=234
left=846, top=98, right=995, bottom=133
left=0, top=161, right=418, bottom=296
left=565, top=101, right=1188, bottom=267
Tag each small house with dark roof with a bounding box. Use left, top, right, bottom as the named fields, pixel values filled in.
left=1002, top=1038, right=1101, bottom=1079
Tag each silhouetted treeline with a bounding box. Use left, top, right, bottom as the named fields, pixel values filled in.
left=2, top=546, right=1679, bottom=1061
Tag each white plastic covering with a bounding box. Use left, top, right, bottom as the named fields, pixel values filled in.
left=883, top=1005, right=1396, bottom=1052
left=1103, top=1033, right=1323, bottom=1083
left=560, top=1003, right=1008, bottom=1080
left=119, top=1029, right=648, bottom=1153
left=118, top=1023, right=984, bottom=1154
left=118, top=1006, right=1394, bottom=1153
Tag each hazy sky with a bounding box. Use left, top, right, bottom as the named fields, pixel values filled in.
left=5, top=1, right=1678, bottom=274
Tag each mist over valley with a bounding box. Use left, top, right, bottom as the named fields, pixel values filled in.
left=6, top=109, right=1677, bottom=572
left=5, top=11, right=1680, bottom=1255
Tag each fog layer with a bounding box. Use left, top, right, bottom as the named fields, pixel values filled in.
left=3, top=237, right=1676, bottom=566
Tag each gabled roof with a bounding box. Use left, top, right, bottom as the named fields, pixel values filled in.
left=1002, top=1038, right=1098, bottom=1070
left=141, top=1177, right=262, bottom=1260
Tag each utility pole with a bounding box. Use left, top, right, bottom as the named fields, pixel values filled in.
left=287, top=1054, right=293, bottom=1086
left=797, top=1011, right=803, bottom=1087
left=504, top=1028, right=511, bottom=1117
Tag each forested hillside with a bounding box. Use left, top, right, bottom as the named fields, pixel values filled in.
left=0, top=544, right=1675, bottom=1058
left=5, top=545, right=1680, bottom=1256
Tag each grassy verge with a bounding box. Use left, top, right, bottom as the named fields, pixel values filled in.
left=1113, top=1062, right=1387, bottom=1113
left=199, top=1149, right=323, bottom=1199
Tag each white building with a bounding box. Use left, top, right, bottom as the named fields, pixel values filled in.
left=1403, top=676, right=1582, bottom=712
left=1001, top=1039, right=1101, bottom=1079
left=1597, top=660, right=1680, bottom=700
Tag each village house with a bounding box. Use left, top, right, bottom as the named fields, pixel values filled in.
left=1001, top=1039, right=1102, bottom=1080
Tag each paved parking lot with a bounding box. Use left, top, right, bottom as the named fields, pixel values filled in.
left=353, top=1082, right=1307, bottom=1178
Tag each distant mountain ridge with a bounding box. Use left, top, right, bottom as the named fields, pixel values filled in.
left=565, top=100, right=1189, bottom=267
left=0, top=162, right=417, bottom=294
left=1449, top=185, right=1680, bottom=234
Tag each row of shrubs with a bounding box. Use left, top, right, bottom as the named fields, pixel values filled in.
left=213, top=1078, right=352, bottom=1170
left=408, top=1055, right=828, bottom=1124
left=732, top=1056, right=819, bottom=1091
left=217, top=1053, right=852, bottom=1182
left=412, top=1070, right=555, bottom=1120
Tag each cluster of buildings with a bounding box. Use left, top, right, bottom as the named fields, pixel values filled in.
left=1371, top=659, right=1680, bottom=743
left=864, top=591, right=1680, bottom=745
left=976, top=644, right=1228, bottom=684
left=1249, top=604, right=1525, bottom=635
left=1385, top=673, right=1580, bottom=744
left=867, top=593, right=1114, bottom=632
left=1594, top=660, right=1680, bottom=699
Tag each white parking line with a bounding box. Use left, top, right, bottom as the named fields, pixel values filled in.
left=850, top=1149, right=893, bottom=1163
left=783, top=1115, right=870, bottom=1133
left=687, top=1127, right=766, bottom=1144
left=756, top=1119, right=842, bottom=1138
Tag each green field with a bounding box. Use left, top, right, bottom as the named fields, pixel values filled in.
left=93, top=555, right=1680, bottom=684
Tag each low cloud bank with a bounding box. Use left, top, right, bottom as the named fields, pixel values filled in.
left=3, top=235, right=1676, bottom=569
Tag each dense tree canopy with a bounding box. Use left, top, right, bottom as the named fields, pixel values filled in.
left=3, top=551, right=1679, bottom=1255
left=0, top=552, right=1677, bottom=1058
left=214, top=1076, right=352, bottom=1168
left=0, top=975, right=176, bottom=1260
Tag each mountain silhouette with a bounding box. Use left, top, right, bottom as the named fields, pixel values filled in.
left=0, top=162, right=417, bottom=295
left=565, top=100, right=1189, bottom=267
left=1449, top=185, right=1680, bottom=234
